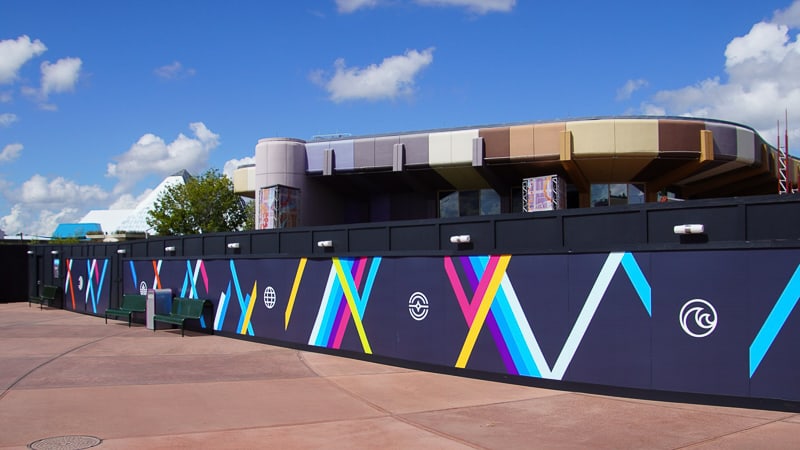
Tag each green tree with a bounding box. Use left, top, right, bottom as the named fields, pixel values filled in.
left=243, top=199, right=255, bottom=231
left=147, top=169, right=248, bottom=235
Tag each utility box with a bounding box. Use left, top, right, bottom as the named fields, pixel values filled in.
left=146, top=288, right=172, bottom=330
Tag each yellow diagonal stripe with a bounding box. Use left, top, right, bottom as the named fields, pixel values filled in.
left=285, top=257, right=307, bottom=330
left=332, top=258, right=372, bottom=354
left=240, top=281, right=258, bottom=335
left=455, top=255, right=511, bottom=368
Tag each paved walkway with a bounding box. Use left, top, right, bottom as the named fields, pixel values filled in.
left=1, top=302, right=798, bottom=449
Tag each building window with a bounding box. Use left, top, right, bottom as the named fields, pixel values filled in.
left=591, top=184, right=645, bottom=207
left=439, top=189, right=500, bottom=218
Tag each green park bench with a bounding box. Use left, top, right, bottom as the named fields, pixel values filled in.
left=105, top=294, right=147, bottom=327
left=29, top=284, right=59, bottom=309
left=153, top=297, right=212, bottom=337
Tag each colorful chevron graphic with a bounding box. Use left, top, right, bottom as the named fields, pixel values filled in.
left=446, top=252, right=651, bottom=380
left=85, top=259, right=108, bottom=314
left=309, top=257, right=381, bottom=354
left=750, top=263, right=800, bottom=377
left=151, top=260, right=163, bottom=289
left=64, top=259, right=77, bottom=309
left=177, top=259, right=211, bottom=329
left=228, top=259, right=257, bottom=336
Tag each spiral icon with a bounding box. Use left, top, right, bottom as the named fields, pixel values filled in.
left=679, top=299, right=717, bottom=338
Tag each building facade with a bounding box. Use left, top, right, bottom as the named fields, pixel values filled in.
left=234, top=116, right=798, bottom=229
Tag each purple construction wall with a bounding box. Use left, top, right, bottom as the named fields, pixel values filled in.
left=123, top=249, right=800, bottom=403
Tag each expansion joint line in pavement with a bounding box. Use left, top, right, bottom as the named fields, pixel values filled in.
left=294, top=351, right=485, bottom=449
left=0, top=331, right=128, bottom=402
left=674, top=415, right=800, bottom=449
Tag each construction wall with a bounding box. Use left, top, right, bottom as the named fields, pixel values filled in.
left=26, top=194, right=800, bottom=406
left=123, top=248, right=800, bottom=403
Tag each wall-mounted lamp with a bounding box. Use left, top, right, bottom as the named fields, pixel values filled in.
left=673, top=224, right=705, bottom=235
left=164, top=246, right=176, bottom=252
left=27, top=250, right=34, bottom=255
left=50, top=250, right=59, bottom=255
left=317, top=240, right=333, bottom=248
left=449, top=234, right=472, bottom=244
left=117, top=249, right=127, bottom=254
left=227, top=242, right=240, bottom=249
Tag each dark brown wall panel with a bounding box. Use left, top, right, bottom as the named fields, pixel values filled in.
left=480, top=127, right=510, bottom=159
left=658, top=119, right=704, bottom=153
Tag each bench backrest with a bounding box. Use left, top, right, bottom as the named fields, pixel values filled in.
left=41, top=285, right=58, bottom=299
left=121, top=294, right=147, bottom=311
left=171, top=297, right=208, bottom=318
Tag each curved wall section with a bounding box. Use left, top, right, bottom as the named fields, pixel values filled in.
left=255, top=138, right=307, bottom=189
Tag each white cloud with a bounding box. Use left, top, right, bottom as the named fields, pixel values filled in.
left=336, top=0, right=380, bottom=13
left=0, top=143, right=23, bottom=162
left=314, top=48, right=435, bottom=102
left=40, top=57, right=82, bottom=96
left=641, top=1, right=800, bottom=148
left=154, top=61, right=196, bottom=80
left=0, top=203, right=81, bottom=237
left=0, top=174, right=110, bottom=236
left=108, top=188, right=153, bottom=210
left=0, top=35, right=47, bottom=84
left=414, top=0, right=516, bottom=14
left=1, top=122, right=219, bottom=237
left=18, top=174, right=109, bottom=206
left=773, top=1, right=800, bottom=27
left=0, top=92, right=12, bottom=103
left=616, top=79, right=648, bottom=101
left=223, top=156, right=255, bottom=180
left=0, top=113, right=17, bottom=127
left=106, top=122, right=219, bottom=194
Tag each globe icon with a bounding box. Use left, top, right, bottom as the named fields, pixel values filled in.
left=264, top=286, right=276, bottom=309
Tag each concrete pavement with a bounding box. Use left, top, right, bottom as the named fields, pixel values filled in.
left=1, top=302, right=798, bottom=449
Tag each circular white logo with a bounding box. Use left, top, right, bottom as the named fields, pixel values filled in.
left=680, top=299, right=718, bottom=338
left=408, top=292, right=429, bottom=321
left=78, top=276, right=84, bottom=291
left=264, top=286, right=276, bottom=309
left=139, top=281, right=148, bottom=295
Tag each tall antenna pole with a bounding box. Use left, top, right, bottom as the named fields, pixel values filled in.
left=779, top=119, right=787, bottom=194
left=786, top=110, right=791, bottom=193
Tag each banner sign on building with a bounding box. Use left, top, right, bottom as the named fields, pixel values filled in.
left=258, top=185, right=300, bottom=229
left=523, top=175, right=564, bottom=212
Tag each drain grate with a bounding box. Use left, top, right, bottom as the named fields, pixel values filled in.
left=28, top=435, right=102, bottom=450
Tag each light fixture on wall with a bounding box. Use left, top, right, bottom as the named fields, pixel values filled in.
left=317, top=240, right=333, bottom=248
left=164, top=246, right=176, bottom=252
left=449, top=234, right=471, bottom=244
left=117, top=249, right=127, bottom=254
left=227, top=242, right=240, bottom=249
left=26, top=250, right=34, bottom=255
left=673, top=224, right=705, bottom=235
left=50, top=250, right=59, bottom=255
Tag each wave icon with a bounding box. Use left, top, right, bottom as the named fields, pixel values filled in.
left=680, top=299, right=718, bottom=338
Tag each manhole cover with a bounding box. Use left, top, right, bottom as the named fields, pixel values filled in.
left=29, top=435, right=102, bottom=450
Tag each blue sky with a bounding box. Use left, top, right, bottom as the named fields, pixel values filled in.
left=1, top=0, right=799, bottom=236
